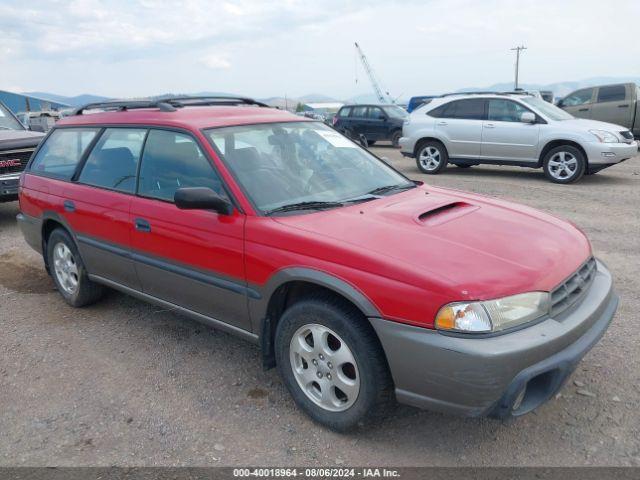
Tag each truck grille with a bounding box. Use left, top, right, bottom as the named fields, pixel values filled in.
left=619, top=130, right=634, bottom=141
left=0, top=149, right=34, bottom=176
left=550, top=257, right=597, bottom=317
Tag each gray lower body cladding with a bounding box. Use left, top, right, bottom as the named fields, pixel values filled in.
left=370, top=259, right=617, bottom=417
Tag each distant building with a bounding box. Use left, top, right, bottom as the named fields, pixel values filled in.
left=0, top=90, right=70, bottom=114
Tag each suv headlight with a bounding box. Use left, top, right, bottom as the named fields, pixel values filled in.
left=435, top=292, right=550, bottom=333
left=589, top=129, right=618, bottom=143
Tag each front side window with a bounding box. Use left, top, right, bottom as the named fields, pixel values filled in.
left=367, top=107, right=385, bottom=120
left=138, top=129, right=226, bottom=202
left=30, top=128, right=99, bottom=179
left=597, top=85, right=626, bottom=103
left=563, top=88, right=594, bottom=106
left=487, top=99, right=530, bottom=122
left=205, top=121, right=413, bottom=213
left=78, top=128, right=147, bottom=193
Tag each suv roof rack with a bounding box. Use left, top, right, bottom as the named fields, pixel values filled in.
left=439, top=90, right=535, bottom=98
left=72, top=96, right=268, bottom=115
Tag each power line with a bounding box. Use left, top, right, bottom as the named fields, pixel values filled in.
left=511, top=45, right=527, bottom=90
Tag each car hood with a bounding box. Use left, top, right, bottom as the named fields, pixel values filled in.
left=558, top=118, right=629, bottom=133
left=0, top=129, right=45, bottom=150
left=273, top=185, right=591, bottom=300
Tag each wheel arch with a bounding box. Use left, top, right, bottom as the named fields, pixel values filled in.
left=254, top=268, right=382, bottom=369
left=413, top=136, right=448, bottom=157
left=41, top=212, right=77, bottom=274
left=538, top=139, right=588, bottom=169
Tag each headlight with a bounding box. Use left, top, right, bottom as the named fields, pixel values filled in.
left=435, top=292, right=550, bottom=333
left=589, top=129, right=618, bottom=143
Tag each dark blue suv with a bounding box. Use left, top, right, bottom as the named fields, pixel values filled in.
left=333, top=104, right=407, bottom=147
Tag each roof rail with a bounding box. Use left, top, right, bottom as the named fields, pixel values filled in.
left=72, top=96, right=268, bottom=115
left=439, top=90, right=535, bottom=98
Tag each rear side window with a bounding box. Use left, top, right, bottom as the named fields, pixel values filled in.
left=338, top=107, right=352, bottom=117
left=597, top=85, right=626, bottom=103
left=563, top=88, right=594, bottom=106
left=138, top=130, right=227, bottom=202
left=78, top=128, right=147, bottom=193
left=30, top=128, right=99, bottom=179
left=430, top=99, right=485, bottom=120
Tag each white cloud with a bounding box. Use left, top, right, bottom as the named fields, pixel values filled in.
left=200, top=53, right=232, bottom=70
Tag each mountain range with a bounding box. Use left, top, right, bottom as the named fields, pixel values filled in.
left=23, top=76, right=640, bottom=108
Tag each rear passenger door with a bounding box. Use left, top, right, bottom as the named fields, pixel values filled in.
left=129, top=129, right=250, bottom=330
left=591, top=84, right=633, bottom=128
left=433, top=99, right=485, bottom=158
left=348, top=106, right=368, bottom=138
left=71, top=128, right=147, bottom=289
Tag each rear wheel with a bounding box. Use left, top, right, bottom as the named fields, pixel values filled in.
left=542, top=145, right=586, bottom=184
left=416, top=140, right=448, bottom=174
left=367, top=140, right=376, bottom=147
left=275, top=294, right=394, bottom=431
left=47, top=228, right=104, bottom=307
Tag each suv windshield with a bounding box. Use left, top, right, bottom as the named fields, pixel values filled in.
left=382, top=105, right=408, bottom=119
left=205, top=121, right=414, bottom=214
left=0, top=103, right=25, bottom=131
left=521, top=97, right=574, bottom=121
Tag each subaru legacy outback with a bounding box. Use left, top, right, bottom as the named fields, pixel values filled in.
left=18, top=97, right=618, bottom=430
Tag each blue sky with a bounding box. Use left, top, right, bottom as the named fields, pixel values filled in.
left=1, top=0, right=639, bottom=99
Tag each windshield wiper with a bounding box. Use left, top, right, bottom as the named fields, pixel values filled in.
left=366, top=183, right=416, bottom=196
left=264, top=200, right=344, bottom=216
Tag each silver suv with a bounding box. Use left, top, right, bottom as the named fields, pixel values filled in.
left=399, top=93, right=638, bottom=183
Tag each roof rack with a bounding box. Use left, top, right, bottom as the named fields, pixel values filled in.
left=439, top=90, right=535, bottom=98
left=72, top=96, right=268, bottom=115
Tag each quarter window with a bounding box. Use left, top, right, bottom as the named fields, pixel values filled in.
left=78, top=128, right=147, bottom=193
left=30, top=128, right=99, bottom=179
left=597, top=85, right=626, bottom=103
left=487, top=99, right=530, bottom=122
left=138, top=130, right=226, bottom=202
left=563, top=88, right=594, bottom=106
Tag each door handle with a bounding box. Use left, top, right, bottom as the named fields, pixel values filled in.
left=63, top=200, right=75, bottom=212
left=437, top=121, right=448, bottom=126
left=618, top=104, right=630, bottom=108
left=578, top=108, right=589, bottom=112
left=134, top=218, right=151, bottom=233
left=484, top=123, right=495, bottom=128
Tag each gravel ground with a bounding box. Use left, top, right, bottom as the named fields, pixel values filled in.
left=1, top=148, right=639, bottom=467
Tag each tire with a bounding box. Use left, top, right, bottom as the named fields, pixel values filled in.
left=343, top=129, right=353, bottom=139
left=415, top=140, right=448, bottom=174
left=542, top=145, right=586, bottom=184
left=390, top=131, right=401, bottom=148
left=47, top=228, right=104, bottom=307
left=275, top=293, right=395, bottom=431
left=367, top=140, right=376, bottom=147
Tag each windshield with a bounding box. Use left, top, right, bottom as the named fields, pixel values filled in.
left=382, top=105, right=408, bottom=119
left=0, top=103, right=25, bottom=131
left=521, top=97, right=574, bottom=121
left=205, top=121, right=413, bottom=214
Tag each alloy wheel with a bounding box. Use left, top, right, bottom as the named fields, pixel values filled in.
left=418, top=146, right=442, bottom=171
left=547, top=151, right=578, bottom=180
left=289, top=324, right=360, bottom=412
left=53, top=242, right=79, bottom=295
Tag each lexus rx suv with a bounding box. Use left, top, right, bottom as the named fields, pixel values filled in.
left=0, top=101, right=44, bottom=202
left=400, top=92, right=637, bottom=183
left=18, top=97, right=617, bottom=430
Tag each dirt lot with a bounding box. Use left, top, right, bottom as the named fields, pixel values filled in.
left=1, top=149, right=639, bottom=467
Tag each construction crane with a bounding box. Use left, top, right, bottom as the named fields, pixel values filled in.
left=354, top=42, right=393, bottom=104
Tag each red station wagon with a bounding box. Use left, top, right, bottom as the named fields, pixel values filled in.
left=17, top=97, right=618, bottom=430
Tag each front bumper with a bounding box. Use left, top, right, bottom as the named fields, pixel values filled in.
left=398, top=136, right=415, bottom=158
left=583, top=140, right=638, bottom=165
left=0, top=174, right=20, bottom=201
left=370, top=259, right=617, bottom=418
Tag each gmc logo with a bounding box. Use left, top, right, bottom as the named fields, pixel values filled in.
left=0, top=159, right=21, bottom=168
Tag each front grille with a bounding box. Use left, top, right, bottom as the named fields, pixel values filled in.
left=620, top=130, right=634, bottom=141
left=550, top=257, right=597, bottom=317
left=0, top=148, right=34, bottom=176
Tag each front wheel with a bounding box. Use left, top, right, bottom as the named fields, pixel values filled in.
left=416, top=140, right=448, bottom=174
left=275, top=294, right=394, bottom=431
left=542, top=146, right=586, bottom=184
left=391, top=131, right=401, bottom=148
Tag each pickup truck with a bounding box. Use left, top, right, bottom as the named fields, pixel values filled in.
left=558, top=83, right=640, bottom=138
left=0, top=101, right=44, bottom=202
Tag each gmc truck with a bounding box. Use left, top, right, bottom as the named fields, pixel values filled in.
left=0, top=101, right=44, bottom=202
left=558, top=83, right=640, bottom=138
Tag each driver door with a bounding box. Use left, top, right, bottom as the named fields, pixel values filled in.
left=481, top=99, right=540, bottom=162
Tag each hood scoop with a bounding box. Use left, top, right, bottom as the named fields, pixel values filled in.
left=416, top=201, right=479, bottom=226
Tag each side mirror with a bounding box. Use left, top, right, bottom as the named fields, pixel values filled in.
left=520, top=112, right=536, bottom=124
left=556, top=99, right=564, bottom=108
left=174, top=187, right=233, bottom=215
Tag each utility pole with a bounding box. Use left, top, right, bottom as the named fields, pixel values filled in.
left=511, top=45, right=527, bottom=90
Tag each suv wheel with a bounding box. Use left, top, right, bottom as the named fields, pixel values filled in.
left=416, top=141, right=448, bottom=174
left=343, top=129, right=353, bottom=139
left=47, top=228, right=104, bottom=307
left=275, top=294, right=394, bottom=431
left=391, top=131, right=401, bottom=148
left=542, top=146, right=586, bottom=184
